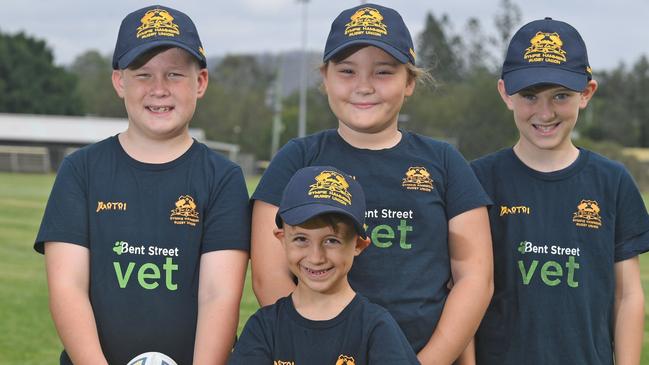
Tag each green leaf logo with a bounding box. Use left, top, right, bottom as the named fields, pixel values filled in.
left=518, top=241, right=526, bottom=254
left=113, top=241, right=124, bottom=255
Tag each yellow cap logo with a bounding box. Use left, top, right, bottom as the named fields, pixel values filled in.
left=335, top=354, right=356, bottom=365
left=345, top=7, right=388, bottom=37
left=524, top=32, right=567, bottom=65
left=308, top=171, right=352, bottom=206
left=137, top=9, right=180, bottom=39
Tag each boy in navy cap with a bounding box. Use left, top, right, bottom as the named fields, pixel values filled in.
left=35, top=5, right=250, bottom=365
left=471, top=18, right=649, bottom=364
left=230, top=166, right=419, bottom=365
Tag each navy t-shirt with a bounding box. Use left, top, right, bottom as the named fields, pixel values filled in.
left=35, top=136, right=251, bottom=365
left=253, top=129, right=491, bottom=352
left=228, top=294, right=419, bottom=365
left=471, top=148, right=649, bottom=364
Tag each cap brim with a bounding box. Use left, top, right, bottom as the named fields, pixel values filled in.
left=276, top=204, right=367, bottom=239
left=503, top=67, right=588, bottom=95
left=115, top=40, right=206, bottom=69
left=324, top=39, right=410, bottom=64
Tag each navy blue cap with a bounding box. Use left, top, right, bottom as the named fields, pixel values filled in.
left=276, top=166, right=367, bottom=239
left=324, top=3, right=416, bottom=65
left=502, top=17, right=592, bottom=95
left=112, top=5, right=207, bottom=70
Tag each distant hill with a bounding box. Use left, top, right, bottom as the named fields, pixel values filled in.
left=207, top=50, right=322, bottom=97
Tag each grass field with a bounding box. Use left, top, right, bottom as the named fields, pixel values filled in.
left=1, top=171, right=649, bottom=364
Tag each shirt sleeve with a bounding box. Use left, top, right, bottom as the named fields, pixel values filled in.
left=252, top=139, right=307, bottom=206
left=34, top=157, right=89, bottom=254
left=367, top=311, right=420, bottom=364
left=444, top=144, right=492, bottom=219
left=227, top=312, right=273, bottom=365
left=201, top=165, right=251, bottom=253
left=614, top=168, right=649, bottom=261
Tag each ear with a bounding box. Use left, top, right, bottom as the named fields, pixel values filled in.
left=112, top=70, right=125, bottom=98
left=353, top=236, right=371, bottom=256
left=273, top=228, right=285, bottom=241
left=319, top=66, right=329, bottom=94
left=497, top=79, right=514, bottom=111
left=404, top=75, right=416, bottom=97
left=196, top=68, right=209, bottom=99
left=579, top=80, right=598, bottom=109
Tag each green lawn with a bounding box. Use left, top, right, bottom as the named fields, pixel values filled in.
left=1, top=172, right=649, bottom=364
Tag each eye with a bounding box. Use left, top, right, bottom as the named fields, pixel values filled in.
left=324, top=237, right=342, bottom=246
left=292, top=235, right=308, bottom=247
left=135, top=73, right=151, bottom=79
left=553, top=92, right=570, bottom=101
left=376, top=68, right=395, bottom=76
left=519, top=93, right=537, bottom=101
left=337, top=68, right=354, bottom=75
left=168, top=72, right=185, bottom=78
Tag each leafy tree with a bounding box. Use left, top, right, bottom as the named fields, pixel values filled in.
left=0, top=31, right=82, bottom=115
left=417, top=12, right=463, bottom=82
left=70, top=50, right=126, bottom=118
left=493, top=0, right=522, bottom=62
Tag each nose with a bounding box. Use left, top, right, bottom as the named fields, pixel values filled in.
left=536, top=98, right=556, bottom=122
left=307, top=243, right=326, bottom=264
left=149, top=76, right=170, bottom=97
left=354, top=73, right=374, bottom=96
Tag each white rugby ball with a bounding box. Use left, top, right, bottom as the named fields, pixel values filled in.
left=127, top=351, right=178, bottom=365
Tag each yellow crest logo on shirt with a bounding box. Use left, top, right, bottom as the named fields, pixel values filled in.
left=345, top=7, right=388, bottom=37
left=308, top=170, right=353, bottom=206
left=273, top=361, right=295, bottom=365
left=402, top=166, right=434, bottom=192
left=524, top=32, right=567, bottom=65
left=136, top=8, right=180, bottom=39
left=335, top=354, right=356, bottom=365
left=170, top=195, right=200, bottom=226
left=572, top=199, right=602, bottom=229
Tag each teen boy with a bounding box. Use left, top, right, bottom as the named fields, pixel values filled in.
left=34, top=6, right=250, bottom=365
left=229, top=166, right=419, bottom=364
left=472, top=17, right=649, bottom=364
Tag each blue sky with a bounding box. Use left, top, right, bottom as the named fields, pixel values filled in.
left=3, top=0, right=647, bottom=71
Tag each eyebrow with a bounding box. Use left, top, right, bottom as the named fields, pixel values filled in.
left=335, top=60, right=399, bottom=67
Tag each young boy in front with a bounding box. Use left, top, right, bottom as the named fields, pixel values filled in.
left=34, top=6, right=250, bottom=365
left=229, top=166, right=419, bottom=364
left=471, top=17, right=649, bottom=364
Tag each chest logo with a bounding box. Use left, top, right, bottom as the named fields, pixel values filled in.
left=335, top=355, right=356, bottom=365
left=500, top=205, right=530, bottom=216
left=402, top=166, right=434, bottom=192
left=96, top=201, right=127, bottom=213
left=309, top=170, right=353, bottom=206
left=170, top=195, right=199, bottom=226
left=572, top=199, right=602, bottom=229
left=273, top=361, right=295, bottom=365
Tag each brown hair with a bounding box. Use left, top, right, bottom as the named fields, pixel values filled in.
left=297, top=213, right=358, bottom=241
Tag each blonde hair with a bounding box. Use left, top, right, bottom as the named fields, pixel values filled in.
left=319, top=60, right=435, bottom=92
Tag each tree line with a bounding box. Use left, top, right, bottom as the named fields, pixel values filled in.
left=1, top=1, right=648, bottom=186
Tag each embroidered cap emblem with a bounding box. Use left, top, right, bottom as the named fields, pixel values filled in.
left=345, top=7, right=388, bottom=37
left=524, top=32, right=567, bottom=65
left=308, top=170, right=353, bottom=206
left=136, top=8, right=180, bottom=39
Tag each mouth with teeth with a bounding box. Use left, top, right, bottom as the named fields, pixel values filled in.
left=301, top=265, right=333, bottom=280
left=533, top=122, right=560, bottom=134
left=147, top=106, right=173, bottom=113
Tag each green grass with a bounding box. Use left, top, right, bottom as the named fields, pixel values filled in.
left=1, top=172, right=649, bottom=363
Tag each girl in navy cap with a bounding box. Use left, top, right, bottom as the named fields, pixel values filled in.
left=251, top=4, right=493, bottom=364
left=471, top=18, right=649, bottom=364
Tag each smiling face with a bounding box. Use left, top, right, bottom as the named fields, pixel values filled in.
left=112, top=47, right=208, bottom=141
left=498, top=79, right=597, bottom=152
left=321, top=45, right=415, bottom=136
left=274, top=215, right=368, bottom=296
